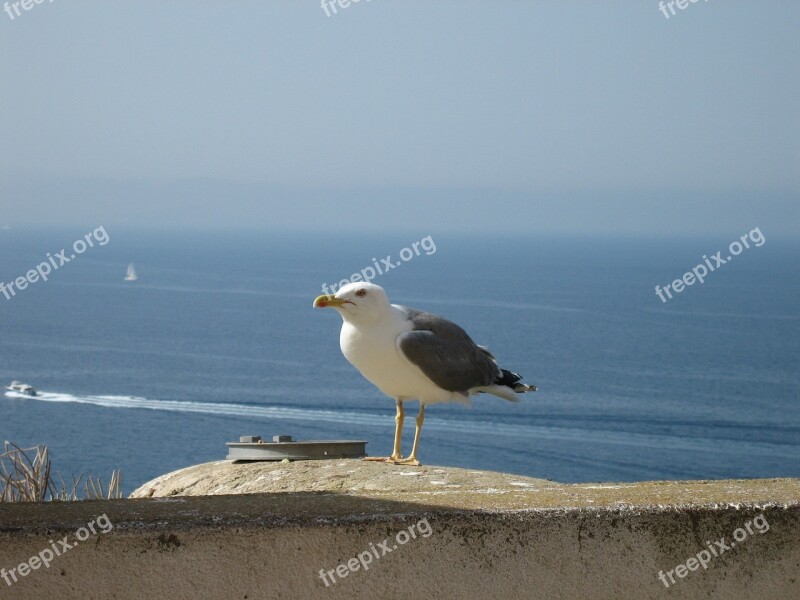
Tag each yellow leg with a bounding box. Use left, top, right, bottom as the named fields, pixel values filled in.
left=362, top=399, right=404, bottom=462
left=390, top=399, right=404, bottom=460
left=395, top=405, right=424, bottom=466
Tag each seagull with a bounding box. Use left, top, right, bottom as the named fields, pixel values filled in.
left=313, top=282, right=537, bottom=466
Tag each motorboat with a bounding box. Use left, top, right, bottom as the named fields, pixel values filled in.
left=5, top=381, right=37, bottom=396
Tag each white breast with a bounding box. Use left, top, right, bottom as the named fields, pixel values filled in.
left=339, top=311, right=456, bottom=404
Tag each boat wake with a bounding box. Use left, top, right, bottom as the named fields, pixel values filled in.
left=4, top=390, right=568, bottom=441
left=3, top=390, right=792, bottom=458
left=5, top=390, right=390, bottom=428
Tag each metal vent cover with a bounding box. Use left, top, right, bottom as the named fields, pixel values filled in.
left=226, top=435, right=367, bottom=461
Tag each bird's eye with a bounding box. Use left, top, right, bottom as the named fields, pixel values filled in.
left=355, top=289, right=367, bottom=297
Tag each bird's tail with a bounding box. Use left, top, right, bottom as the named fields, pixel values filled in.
left=474, top=369, right=537, bottom=402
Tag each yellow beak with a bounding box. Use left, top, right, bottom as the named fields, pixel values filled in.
left=313, top=294, right=346, bottom=308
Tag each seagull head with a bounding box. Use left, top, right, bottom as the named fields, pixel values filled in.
left=313, top=282, right=391, bottom=324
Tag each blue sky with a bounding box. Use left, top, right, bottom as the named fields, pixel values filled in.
left=1, top=1, right=798, bottom=235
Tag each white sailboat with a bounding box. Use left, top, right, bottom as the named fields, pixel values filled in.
left=124, top=262, right=138, bottom=281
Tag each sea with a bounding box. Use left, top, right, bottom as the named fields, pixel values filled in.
left=1, top=228, right=798, bottom=496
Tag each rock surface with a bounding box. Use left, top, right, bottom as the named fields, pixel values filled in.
left=130, top=459, right=556, bottom=501
left=130, top=459, right=800, bottom=512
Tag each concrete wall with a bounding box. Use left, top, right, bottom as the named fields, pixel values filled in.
left=1, top=479, right=799, bottom=599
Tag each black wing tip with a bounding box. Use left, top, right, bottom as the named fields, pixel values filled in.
left=496, top=369, right=537, bottom=392
left=495, top=368, right=520, bottom=387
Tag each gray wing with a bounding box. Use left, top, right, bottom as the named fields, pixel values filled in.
left=395, top=306, right=499, bottom=393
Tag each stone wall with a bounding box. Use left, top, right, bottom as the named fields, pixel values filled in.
left=0, top=461, right=797, bottom=599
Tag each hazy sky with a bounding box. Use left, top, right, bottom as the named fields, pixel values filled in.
left=1, top=1, right=798, bottom=235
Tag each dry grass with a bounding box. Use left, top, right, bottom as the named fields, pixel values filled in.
left=0, top=441, right=122, bottom=502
